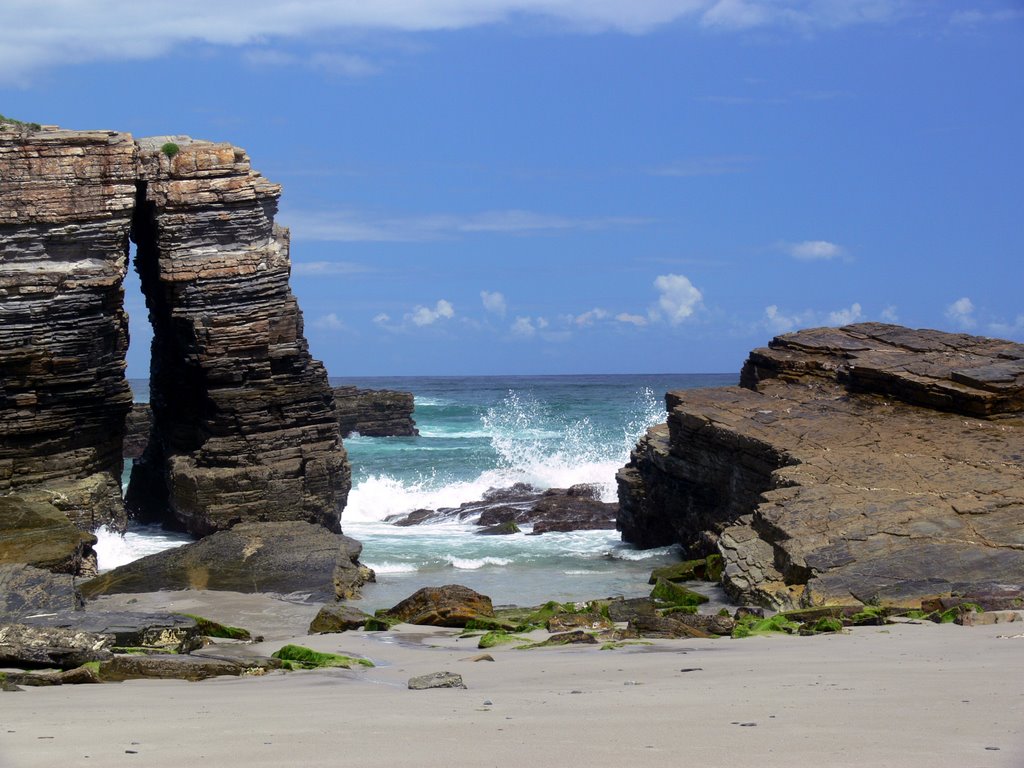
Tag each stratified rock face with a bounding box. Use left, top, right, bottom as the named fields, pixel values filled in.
left=333, top=386, right=418, bottom=437
left=0, top=127, right=135, bottom=530
left=618, top=323, right=1024, bottom=609
left=125, top=138, right=349, bottom=535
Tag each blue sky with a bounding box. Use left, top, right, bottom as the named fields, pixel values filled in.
left=3, top=1, right=1022, bottom=376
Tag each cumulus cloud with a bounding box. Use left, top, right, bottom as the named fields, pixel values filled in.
left=827, top=302, right=862, bottom=326
left=988, top=315, right=1024, bottom=338
left=0, top=0, right=918, bottom=86
left=784, top=240, right=845, bottom=260
left=880, top=305, right=899, bottom=323
left=480, top=290, right=507, bottom=317
left=510, top=316, right=549, bottom=338
left=945, top=297, right=976, bottom=329
left=652, top=274, right=703, bottom=325
left=616, top=312, right=648, bottom=326
left=763, top=305, right=813, bottom=334
left=312, top=312, right=347, bottom=331
left=409, top=299, right=455, bottom=326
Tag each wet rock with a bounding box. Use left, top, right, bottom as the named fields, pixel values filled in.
left=606, top=598, right=659, bottom=624
left=618, top=323, right=1024, bottom=609
left=476, top=520, right=521, bottom=536
left=531, top=630, right=598, bottom=647
left=0, top=497, right=97, bottom=576
left=333, top=386, right=418, bottom=437
left=99, top=654, right=275, bottom=682
left=0, top=564, right=84, bottom=621
left=0, top=624, right=114, bottom=669
left=547, top=613, right=613, bottom=633
left=2, top=665, right=103, bottom=687
left=383, top=585, right=495, bottom=628
left=308, top=604, right=373, bottom=634
left=81, top=521, right=370, bottom=601
left=628, top=615, right=714, bottom=640
left=408, top=671, right=466, bottom=690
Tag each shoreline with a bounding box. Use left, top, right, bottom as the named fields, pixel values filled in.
left=2, top=590, right=1022, bottom=767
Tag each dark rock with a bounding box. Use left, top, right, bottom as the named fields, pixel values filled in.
left=0, top=563, right=85, bottom=621
left=0, top=496, right=97, bottom=576
left=650, top=578, right=709, bottom=607
left=383, top=585, right=495, bottom=628
left=80, top=521, right=370, bottom=601
left=2, top=665, right=103, bottom=687
left=606, top=598, right=659, bottom=624
left=408, top=671, right=466, bottom=690
left=21, top=611, right=203, bottom=653
left=628, top=614, right=714, bottom=639
left=0, top=624, right=114, bottom=669
left=648, top=557, right=713, bottom=584
left=333, top=386, right=418, bottom=437
left=123, top=403, right=152, bottom=459
left=476, top=520, right=521, bottom=536
left=308, top=604, right=373, bottom=634
left=618, top=323, right=1024, bottom=609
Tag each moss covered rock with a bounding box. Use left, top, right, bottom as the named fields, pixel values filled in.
left=271, top=644, right=374, bottom=670
left=650, top=578, right=709, bottom=607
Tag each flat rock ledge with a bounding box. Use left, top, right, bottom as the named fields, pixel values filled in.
left=617, top=323, right=1024, bottom=610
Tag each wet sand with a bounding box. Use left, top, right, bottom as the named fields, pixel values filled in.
left=1, top=591, right=1022, bottom=768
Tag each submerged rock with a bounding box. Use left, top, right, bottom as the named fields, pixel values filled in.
left=81, top=521, right=371, bottom=601
left=618, top=323, right=1024, bottom=609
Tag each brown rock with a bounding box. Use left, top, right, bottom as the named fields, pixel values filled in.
left=0, top=624, right=114, bottom=669
left=333, top=386, right=419, bottom=437
left=383, top=585, right=495, bottom=628
left=547, top=613, right=613, bottom=633
left=617, top=323, right=1024, bottom=610
left=0, top=496, right=97, bottom=575
left=308, top=604, right=373, bottom=634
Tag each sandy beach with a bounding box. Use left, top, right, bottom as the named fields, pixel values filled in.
left=1, top=590, right=1022, bottom=768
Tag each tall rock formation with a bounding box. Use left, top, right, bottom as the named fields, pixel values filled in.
left=618, top=323, right=1024, bottom=609
left=125, top=138, right=349, bottom=535
left=0, top=127, right=135, bottom=530
left=1, top=125, right=350, bottom=537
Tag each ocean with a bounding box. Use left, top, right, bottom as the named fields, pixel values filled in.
left=96, top=374, right=737, bottom=610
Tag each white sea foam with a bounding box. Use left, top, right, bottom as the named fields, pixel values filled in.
left=366, top=561, right=420, bottom=574
left=93, top=524, right=192, bottom=572
left=446, top=556, right=513, bottom=569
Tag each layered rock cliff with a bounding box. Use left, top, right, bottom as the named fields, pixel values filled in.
left=0, top=127, right=135, bottom=531
left=1, top=125, right=350, bottom=537
left=618, top=323, right=1024, bottom=609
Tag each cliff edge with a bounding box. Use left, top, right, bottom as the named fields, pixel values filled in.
left=617, top=323, right=1024, bottom=609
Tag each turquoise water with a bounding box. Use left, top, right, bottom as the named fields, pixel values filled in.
left=102, top=374, right=736, bottom=609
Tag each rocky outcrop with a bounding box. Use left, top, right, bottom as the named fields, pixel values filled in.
left=123, top=402, right=152, bottom=459
left=1, top=125, right=350, bottom=538
left=80, top=521, right=371, bottom=602
left=0, top=127, right=135, bottom=531
left=618, top=323, right=1024, bottom=610
left=0, top=563, right=85, bottom=621
left=383, top=585, right=496, bottom=628
left=333, top=386, right=418, bottom=437
left=125, top=137, right=349, bottom=535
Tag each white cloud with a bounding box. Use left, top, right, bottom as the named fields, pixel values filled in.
left=280, top=209, right=647, bottom=242
left=0, top=1, right=917, bottom=86
left=616, top=312, right=648, bottom=326
left=409, top=299, right=455, bottom=326
left=308, top=51, right=380, bottom=77
left=312, top=312, right=347, bottom=331
left=945, top=297, right=976, bottom=329
left=511, top=316, right=537, bottom=337
left=571, top=308, right=609, bottom=327
left=652, top=274, right=703, bottom=325
left=763, top=304, right=813, bottom=334
left=291, top=260, right=372, bottom=276
left=827, top=302, right=862, bottom=326
left=880, top=305, right=899, bottom=323
left=988, top=315, right=1024, bottom=339
left=784, top=240, right=845, bottom=261
left=373, top=313, right=391, bottom=324
left=480, top=290, right=507, bottom=317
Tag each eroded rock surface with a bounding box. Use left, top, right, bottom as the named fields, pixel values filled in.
left=618, top=323, right=1024, bottom=609
left=0, top=496, right=97, bottom=575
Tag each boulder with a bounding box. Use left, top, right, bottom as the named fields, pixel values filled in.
left=20, top=611, right=203, bottom=654
left=81, top=521, right=370, bottom=601
left=547, top=613, right=613, bottom=633
left=383, top=585, right=495, bottom=628
left=0, top=497, right=97, bottom=576
left=98, top=654, right=276, bottom=682
left=308, top=604, right=373, bottom=634
left=531, top=630, right=598, bottom=647
left=0, top=563, right=84, bottom=621
left=408, top=671, right=466, bottom=690
left=618, top=323, right=1024, bottom=609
